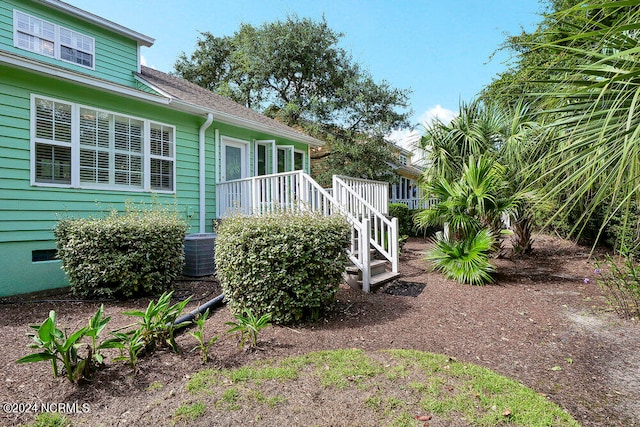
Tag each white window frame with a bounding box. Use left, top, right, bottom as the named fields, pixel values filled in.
left=220, top=136, right=249, bottom=182
left=255, top=140, right=275, bottom=176
left=30, top=94, right=176, bottom=193
left=14, top=9, right=96, bottom=70
left=399, top=154, right=408, bottom=166
left=293, top=149, right=306, bottom=172
left=276, top=145, right=294, bottom=173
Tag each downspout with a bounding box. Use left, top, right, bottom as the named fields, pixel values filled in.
left=199, top=113, right=214, bottom=233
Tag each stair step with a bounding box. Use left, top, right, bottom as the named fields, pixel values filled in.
left=368, top=271, right=401, bottom=287
left=345, top=259, right=387, bottom=275
left=342, top=270, right=400, bottom=290
left=371, top=260, right=388, bottom=276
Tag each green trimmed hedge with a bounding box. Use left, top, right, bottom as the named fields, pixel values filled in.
left=215, top=211, right=350, bottom=324
left=55, top=205, right=187, bottom=299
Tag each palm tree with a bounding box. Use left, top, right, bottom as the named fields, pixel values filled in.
left=530, top=1, right=640, bottom=246
left=420, top=100, right=505, bottom=184
left=416, top=155, right=528, bottom=284
left=419, top=100, right=545, bottom=253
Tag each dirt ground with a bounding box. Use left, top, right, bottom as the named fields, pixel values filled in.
left=0, top=235, right=638, bottom=427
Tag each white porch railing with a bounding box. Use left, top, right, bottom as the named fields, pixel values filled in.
left=391, top=197, right=439, bottom=210
left=216, top=171, right=336, bottom=217
left=333, top=175, right=389, bottom=215
left=333, top=176, right=399, bottom=275
left=216, top=171, right=389, bottom=292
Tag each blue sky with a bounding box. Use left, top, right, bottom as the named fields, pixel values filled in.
left=67, top=0, right=543, bottom=141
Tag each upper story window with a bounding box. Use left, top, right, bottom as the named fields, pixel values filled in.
left=399, top=154, right=408, bottom=166
left=32, top=96, right=175, bottom=192
left=14, top=10, right=95, bottom=69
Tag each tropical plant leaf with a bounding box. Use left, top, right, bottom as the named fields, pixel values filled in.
left=426, top=229, right=496, bottom=285
left=16, top=352, right=57, bottom=364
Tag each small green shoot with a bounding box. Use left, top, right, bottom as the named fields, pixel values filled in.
left=173, top=401, right=206, bottom=423
left=86, top=304, right=111, bottom=366
left=147, top=380, right=164, bottom=392
left=122, top=291, right=191, bottom=353
left=101, top=328, right=146, bottom=370
left=225, top=308, right=271, bottom=349
left=188, top=309, right=218, bottom=363
left=22, top=412, right=69, bottom=427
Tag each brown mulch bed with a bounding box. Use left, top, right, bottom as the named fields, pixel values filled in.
left=0, top=235, right=638, bottom=426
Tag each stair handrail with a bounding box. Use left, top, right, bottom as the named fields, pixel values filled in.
left=332, top=175, right=399, bottom=273
left=333, top=175, right=389, bottom=214
left=297, top=172, right=372, bottom=282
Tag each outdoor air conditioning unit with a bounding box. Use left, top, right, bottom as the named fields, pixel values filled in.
left=183, top=233, right=216, bottom=277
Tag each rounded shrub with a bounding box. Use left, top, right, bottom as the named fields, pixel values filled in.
left=215, top=211, right=350, bottom=324
left=55, top=203, right=187, bottom=298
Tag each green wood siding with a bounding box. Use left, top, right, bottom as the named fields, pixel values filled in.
left=0, top=66, right=209, bottom=295
left=1, top=0, right=140, bottom=87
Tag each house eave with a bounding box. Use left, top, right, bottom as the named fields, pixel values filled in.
left=33, top=0, right=155, bottom=47
left=0, top=51, right=170, bottom=105
left=136, top=76, right=324, bottom=147
left=396, top=164, right=423, bottom=180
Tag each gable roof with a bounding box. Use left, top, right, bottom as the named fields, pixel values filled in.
left=137, top=66, right=324, bottom=147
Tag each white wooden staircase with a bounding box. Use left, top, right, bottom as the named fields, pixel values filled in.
left=216, top=171, right=400, bottom=292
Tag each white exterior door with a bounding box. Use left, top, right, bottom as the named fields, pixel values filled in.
left=221, top=138, right=247, bottom=181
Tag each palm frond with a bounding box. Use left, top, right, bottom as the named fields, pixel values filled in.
left=426, top=229, right=496, bottom=285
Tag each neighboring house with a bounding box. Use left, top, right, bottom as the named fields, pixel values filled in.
left=389, top=146, right=429, bottom=210
left=0, top=0, right=398, bottom=296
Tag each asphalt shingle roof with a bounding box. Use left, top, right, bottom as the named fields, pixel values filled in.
left=138, top=66, right=323, bottom=146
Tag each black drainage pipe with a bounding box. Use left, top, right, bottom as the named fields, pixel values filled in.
left=174, top=293, right=225, bottom=326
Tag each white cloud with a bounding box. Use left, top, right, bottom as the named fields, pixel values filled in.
left=419, top=104, right=457, bottom=127
left=388, top=128, right=421, bottom=150
left=387, top=105, right=456, bottom=150
left=140, top=55, right=157, bottom=70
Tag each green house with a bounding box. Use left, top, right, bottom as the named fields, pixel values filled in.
left=0, top=0, right=400, bottom=297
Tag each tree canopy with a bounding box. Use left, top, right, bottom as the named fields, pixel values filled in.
left=174, top=15, right=411, bottom=137
left=174, top=15, right=412, bottom=182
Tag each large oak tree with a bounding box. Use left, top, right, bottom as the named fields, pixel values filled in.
left=174, top=15, right=412, bottom=182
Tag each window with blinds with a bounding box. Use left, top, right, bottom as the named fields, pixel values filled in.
left=150, top=124, right=174, bottom=191
left=34, top=99, right=72, bottom=184
left=14, top=10, right=95, bottom=69
left=33, top=96, right=175, bottom=192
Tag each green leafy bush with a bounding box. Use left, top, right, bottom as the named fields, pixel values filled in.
left=55, top=203, right=187, bottom=298
left=215, top=211, right=350, bottom=324
left=388, top=203, right=418, bottom=237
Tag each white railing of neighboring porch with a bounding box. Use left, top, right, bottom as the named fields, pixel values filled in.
left=333, top=175, right=389, bottom=215
left=333, top=175, right=399, bottom=275
left=391, top=197, right=440, bottom=210
left=216, top=171, right=384, bottom=292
